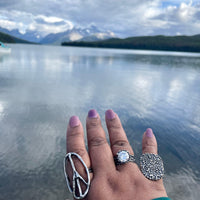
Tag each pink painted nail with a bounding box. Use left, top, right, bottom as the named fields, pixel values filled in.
left=105, top=109, right=116, bottom=120
left=146, top=128, right=153, bottom=137
left=88, top=109, right=98, bottom=118
left=69, top=116, right=80, bottom=127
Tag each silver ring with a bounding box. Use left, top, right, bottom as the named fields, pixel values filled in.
left=114, top=150, right=135, bottom=165
left=140, top=153, right=164, bottom=181
left=63, top=152, right=91, bottom=199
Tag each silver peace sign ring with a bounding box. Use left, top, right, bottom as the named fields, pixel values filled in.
left=114, top=150, right=135, bottom=165
left=63, top=152, right=92, bottom=199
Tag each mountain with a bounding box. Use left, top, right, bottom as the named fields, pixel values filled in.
left=62, top=35, right=200, bottom=53
left=0, top=25, right=116, bottom=44
left=0, top=27, right=42, bottom=43
left=40, top=25, right=116, bottom=44
left=0, top=31, right=34, bottom=44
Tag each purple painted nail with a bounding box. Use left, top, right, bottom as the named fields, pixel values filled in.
left=146, top=128, right=153, bottom=137
left=105, top=109, right=116, bottom=120
left=88, top=109, right=98, bottom=118
left=69, top=116, right=80, bottom=127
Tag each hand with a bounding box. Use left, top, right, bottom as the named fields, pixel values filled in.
left=65, top=109, right=168, bottom=200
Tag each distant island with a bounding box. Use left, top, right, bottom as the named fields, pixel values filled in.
left=62, top=35, right=200, bottom=53
left=0, top=31, right=35, bottom=44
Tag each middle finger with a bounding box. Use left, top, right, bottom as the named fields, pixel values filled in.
left=86, top=109, right=115, bottom=175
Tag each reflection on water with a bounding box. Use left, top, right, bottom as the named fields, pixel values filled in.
left=0, top=44, right=200, bottom=200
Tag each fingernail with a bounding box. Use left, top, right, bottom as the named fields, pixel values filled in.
left=88, top=109, right=98, bottom=118
left=146, top=128, right=153, bottom=137
left=69, top=116, right=80, bottom=127
left=105, top=109, right=116, bottom=120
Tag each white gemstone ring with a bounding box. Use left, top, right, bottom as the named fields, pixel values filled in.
left=114, top=150, right=135, bottom=165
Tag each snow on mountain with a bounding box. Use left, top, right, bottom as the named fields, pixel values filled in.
left=40, top=25, right=116, bottom=44
left=0, top=25, right=116, bottom=44
left=69, top=32, right=83, bottom=41
left=0, top=27, right=42, bottom=43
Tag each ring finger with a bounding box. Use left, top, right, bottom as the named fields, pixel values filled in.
left=105, top=109, right=136, bottom=171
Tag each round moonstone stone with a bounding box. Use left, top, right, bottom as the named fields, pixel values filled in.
left=118, top=151, right=129, bottom=163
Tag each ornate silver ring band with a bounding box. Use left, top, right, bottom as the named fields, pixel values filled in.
left=140, top=153, right=164, bottom=181
left=114, top=150, right=135, bottom=165
left=63, top=152, right=91, bottom=199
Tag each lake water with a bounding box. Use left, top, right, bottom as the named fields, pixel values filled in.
left=0, top=44, right=200, bottom=200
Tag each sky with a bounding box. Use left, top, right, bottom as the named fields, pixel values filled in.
left=0, top=0, right=200, bottom=38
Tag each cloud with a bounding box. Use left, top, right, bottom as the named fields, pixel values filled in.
left=35, top=15, right=67, bottom=24
left=0, top=0, right=200, bottom=37
left=0, top=10, right=73, bottom=36
left=150, top=1, right=200, bottom=35
left=30, top=14, right=73, bottom=36
left=0, top=0, right=18, bottom=8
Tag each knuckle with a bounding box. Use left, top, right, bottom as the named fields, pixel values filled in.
left=89, top=136, right=107, bottom=147
left=112, top=140, right=129, bottom=148
left=68, top=129, right=82, bottom=138
left=146, top=139, right=156, bottom=146
left=109, top=129, right=124, bottom=138
left=142, top=145, right=156, bottom=154
left=106, top=174, right=119, bottom=191
left=73, top=148, right=87, bottom=157
left=67, top=144, right=86, bottom=157
left=87, top=119, right=99, bottom=130
left=108, top=122, right=121, bottom=130
left=89, top=120, right=98, bottom=127
left=67, top=134, right=82, bottom=148
left=142, top=140, right=156, bottom=152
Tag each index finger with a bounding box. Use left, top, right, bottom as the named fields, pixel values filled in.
left=66, top=116, right=91, bottom=179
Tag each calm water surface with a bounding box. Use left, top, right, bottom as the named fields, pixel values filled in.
left=0, top=44, right=200, bottom=200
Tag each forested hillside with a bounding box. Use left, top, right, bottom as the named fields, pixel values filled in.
left=62, top=35, right=200, bottom=52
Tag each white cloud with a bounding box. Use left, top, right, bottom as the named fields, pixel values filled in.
left=178, top=2, right=196, bottom=21
left=0, top=19, right=16, bottom=30
left=137, top=0, right=200, bottom=36
left=35, top=15, right=64, bottom=23
left=0, top=10, right=73, bottom=36
left=0, top=0, right=200, bottom=37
